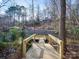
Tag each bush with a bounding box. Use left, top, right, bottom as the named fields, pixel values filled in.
left=20, top=30, right=25, bottom=39
left=71, top=28, right=79, bottom=40
left=0, top=42, right=8, bottom=51
left=0, top=27, right=25, bottom=49
left=0, top=32, right=5, bottom=42
left=71, top=28, right=79, bottom=34
left=9, top=27, right=22, bottom=41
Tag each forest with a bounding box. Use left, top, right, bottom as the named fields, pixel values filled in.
left=0, top=0, right=79, bottom=59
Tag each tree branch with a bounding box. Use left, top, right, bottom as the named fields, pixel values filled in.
left=0, top=0, right=10, bottom=8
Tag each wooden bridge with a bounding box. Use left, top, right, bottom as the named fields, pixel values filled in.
left=22, top=34, right=63, bottom=59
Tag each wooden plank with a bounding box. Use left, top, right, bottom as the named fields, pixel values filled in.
left=48, top=34, right=63, bottom=59
left=22, top=34, right=64, bottom=59
left=23, top=41, right=26, bottom=57
left=26, top=43, right=60, bottom=59
left=23, top=34, right=36, bottom=42
left=23, top=34, right=36, bottom=57
left=59, top=41, right=64, bottom=59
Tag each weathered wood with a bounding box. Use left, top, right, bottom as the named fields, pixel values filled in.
left=48, top=34, right=62, bottom=44
left=22, top=34, right=63, bottom=59
left=23, top=34, right=36, bottom=57
left=48, top=34, right=64, bottom=59
left=23, top=34, right=36, bottom=42
left=26, top=43, right=60, bottom=59
left=23, top=41, right=26, bottom=57
left=60, top=41, right=64, bottom=59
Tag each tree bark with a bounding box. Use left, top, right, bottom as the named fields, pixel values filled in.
left=59, top=0, right=66, bottom=58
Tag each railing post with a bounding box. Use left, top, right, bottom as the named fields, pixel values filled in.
left=23, top=41, right=26, bottom=57
left=60, top=41, right=64, bottom=59
left=47, top=35, right=51, bottom=44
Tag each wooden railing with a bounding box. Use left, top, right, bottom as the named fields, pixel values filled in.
left=48, top=34, right=63, bottom=59
left=23, top=34, right=36, bottom=57
left=22, top=34, right=64, bottom=59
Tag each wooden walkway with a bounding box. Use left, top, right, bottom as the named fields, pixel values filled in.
left=25, top=43, right=60, bottom=59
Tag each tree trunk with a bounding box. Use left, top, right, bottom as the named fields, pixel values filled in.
left=59, top=0, right=66, bottom=58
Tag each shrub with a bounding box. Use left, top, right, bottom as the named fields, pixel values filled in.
left=71, top=28, right=79, bottom=40
left=0, top=42, right=8, bottom=51
left=9, top=27, right=22, bottom=41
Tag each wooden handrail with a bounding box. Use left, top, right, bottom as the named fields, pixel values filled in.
left=23, top=34, right=36, bottom=57
left=23, top=34, right=36, bottom=42
left=48, top=34, right=63, bottom=59
left=48, top=34, right=62, bottom=45
left=23, top=34, right=64, bottom=59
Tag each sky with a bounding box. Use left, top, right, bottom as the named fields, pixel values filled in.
left=0, top=0, right=46, bottom=14
left=0, top=0, right=76, bottom=14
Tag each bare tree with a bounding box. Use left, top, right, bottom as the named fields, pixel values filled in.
left=59, top=0, right=66, bottom=58
left=36, top=5, right=40, bottom=24
left=0, top=0, right=10, bottom=8
left=32, top=0, right=34, bottom=20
